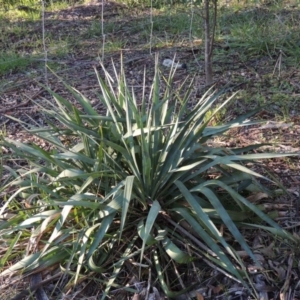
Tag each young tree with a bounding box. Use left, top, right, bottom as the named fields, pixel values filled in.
left=204, top=0, right=217, bottom=85
left=191, top=0, right=218, bottom=85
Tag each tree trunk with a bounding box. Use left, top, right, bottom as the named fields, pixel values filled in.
left=204, top=0, right=213, bottom=85
left=203, top=0, right=219, bottom=86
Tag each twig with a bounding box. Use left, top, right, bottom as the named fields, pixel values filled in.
left=209, top=0, right=218, bottom=57
left=9, top=273, right=61, bottom=300
left=0, top=100, right=31, bottom=114
left=172, top=260, right=192, bottom=300
left=280, top=254, right=294, bottom=297
left=41, top=0, right=48, bottom=86
left=145, top=268, right=151, bottom=300
left=101, top=0, right=106, bottom=62
left=188, top=0, right=203, bottom=71
left=149, top=0, right=153, bottom=54
left=272, top=49, right=285, bottom=78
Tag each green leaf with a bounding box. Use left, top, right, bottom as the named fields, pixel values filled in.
left=86, top=213, right=116, bottom=260
left=0, top=231, right=22, bottom=268
left=191, top=180, right=294, bottom=241
left=154, top=250, right=195, bottom=298
left=137, top=220, right=157, bottom=246
left=119, top=176, right=134, bottom=240
left=140, top=200, right=161, bottom=262
left=161, top=234, right=193, bottom=264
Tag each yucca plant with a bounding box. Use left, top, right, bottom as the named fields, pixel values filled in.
left=0, top=57, right=296, bottom=298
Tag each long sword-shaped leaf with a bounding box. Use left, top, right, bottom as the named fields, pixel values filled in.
left=119, top=176, right=134, bottom=240
left=175, top=181, right=241, bottom=263
left=161, top=234, right=193, bottom=264
left=191, top=180, right=295, bottom=241
left=173, top=207, right=246, bottom=282
left=195, top=185, right=260, bottom=265
left=86, top=213, right=116, bottom=260
left=154, top=249, right=198, bottom=298
left=140, top=200, right=161, bottom=263
left=101, top=236, right=138, bottom=300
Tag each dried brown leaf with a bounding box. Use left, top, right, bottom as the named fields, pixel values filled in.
left=195, top=291, right=204, bottom=300
left=247, top=192, right=269, bottom=202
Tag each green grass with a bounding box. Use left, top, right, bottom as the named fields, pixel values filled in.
left=0, top=51, right=33, bottom=75
left=0, top=0, right=298, bottom=130
left=1, top=0, right=299, bottom=78
left=219, top=4, right=300, bottom=57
